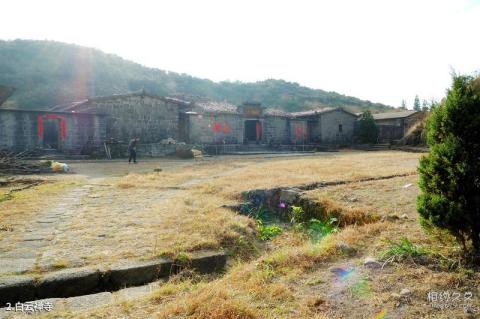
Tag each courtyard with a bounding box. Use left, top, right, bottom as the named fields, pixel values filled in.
left=1, top=150, right=478, bottom=318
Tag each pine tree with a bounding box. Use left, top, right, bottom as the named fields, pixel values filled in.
left=413, top=95, right=421, bottom=111
left=417, top=75, right=480, bottom=254
left=400, top=99, right=407, bottom=110
left=421, top=99, right=429, bottom=111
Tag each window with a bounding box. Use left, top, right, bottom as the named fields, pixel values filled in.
left=338, top=124, right=343, bottom=133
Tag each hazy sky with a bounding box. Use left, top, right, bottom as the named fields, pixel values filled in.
left=1, top=0, right=479, bottom=107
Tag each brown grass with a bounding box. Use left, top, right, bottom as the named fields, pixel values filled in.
left=15, top=151, right=479, bottom=318
left=35, top=156, right=480, bottom=319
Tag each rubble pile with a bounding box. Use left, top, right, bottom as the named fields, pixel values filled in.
left=0, top=150, right=49, bottom=174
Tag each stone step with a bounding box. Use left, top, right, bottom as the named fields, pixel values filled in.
left=0, top=250, right=226, bottom=306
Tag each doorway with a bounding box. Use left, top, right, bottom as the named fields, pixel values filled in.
left=244, top=120, right=261, bottom=143
left=43, top=119, right=60, bottom=149
left=178, top=113, right=190, bottom=143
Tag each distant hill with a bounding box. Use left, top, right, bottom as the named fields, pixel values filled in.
left=0, top=39, right=394, bottom=112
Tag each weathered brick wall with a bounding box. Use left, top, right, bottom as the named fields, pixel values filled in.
left=0, top=110, right=38, bottom=151
left=86, top=95, right=181, bottom=143
left=375, top=112, right=426, bottom=142
left=66, top=114, right=106, bottom=154
left=319, top=110, right=356, bottom=143
left=107, top=143, right=178, bottom=158
left=290, top=119, right=308, bottom=144
left=264, top=116, right=290, bottom=144
left=187, top=113, right=243, bottom=144
left=0, top=110, right=105, bottom=154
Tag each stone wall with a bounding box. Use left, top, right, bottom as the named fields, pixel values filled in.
left=82, top=95, right=183, bottom=143
left=375, top=112, right=426, bottom=142
left=319, top=110, right=356, bottom=143
left=289, top=119, right=308, bottom=144
left=0, top=109, right=106, bottom=154
left=107, top=142, right=180, bottom=158
left=187, top=113, right=244, bottom=144
left=264, top=116, right=290, bottom=145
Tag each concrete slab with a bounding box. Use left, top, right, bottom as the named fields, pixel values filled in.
left=0, top=258, right=36, bottom=275
left=65, top=292, right=113, bottom=310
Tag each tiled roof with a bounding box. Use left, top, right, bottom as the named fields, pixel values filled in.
left=290, top=107, right=336, bottom=117
left=49, top=100, right=89, bottom=112
left=264, top=108, right=292, bottom=117
left=373, top=110, right=419, bottom=120
left=290, top=107, right=358, bottom=118
left=0, top=85, right=15, bottom=107
left=49, top=91, right=191, bottom=112
left=193, top=99, right=239, bottom=114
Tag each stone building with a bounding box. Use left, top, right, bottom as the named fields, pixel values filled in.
left=183, top=100, right=358, bottom=146
left=289, top=108, right=358, bottom=144
left=0, top=109, right=105, bottom=154
left=50, top=91, right=190, bottom=144
left=2, top=88, right=423, bottom=156
left=0, top=86, right=105, bottom=155
left=373, top=110, right=425, bottom=142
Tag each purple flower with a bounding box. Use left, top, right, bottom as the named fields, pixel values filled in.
left=279, top=201, right=286, bottom=208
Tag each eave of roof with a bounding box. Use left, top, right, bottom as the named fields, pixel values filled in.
left=192, top=100, right=239, bottom=115
left=291, top=107, right=358, bottom=118
left=49, top=91, right=191, bottom=112
left=263, top=108, right=291, bottom=117
left=0, top=108, right=106, bottom=116
left=373, top=110, right=419, bottom=120
left=0, top=85, right=15, bottom=107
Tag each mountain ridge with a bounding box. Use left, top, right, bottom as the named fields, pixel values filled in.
left=0, top=39, right=394, bottom=112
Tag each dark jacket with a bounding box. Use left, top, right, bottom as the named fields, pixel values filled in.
left=128, top=139, right=138, bottom=152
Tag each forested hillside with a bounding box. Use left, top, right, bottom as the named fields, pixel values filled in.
left=0, top=40, right=393, bottom=111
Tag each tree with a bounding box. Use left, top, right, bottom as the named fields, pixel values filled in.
left=417, top=75, right=480, bottom=255
left=422, top=99, right=429, bottom=111
left=357, top=110, right=379, bottom=143
left=400, top=99, right=407, bottom=110
left=413, top=95, right=421, bottom=111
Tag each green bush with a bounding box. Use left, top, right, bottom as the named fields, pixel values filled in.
left=306, top=218, right=338, bottom=242
left=290, top=205, right=305, bottom=224
left=417, top=75, right=480, bottom=254
left=257, top=221, right=283, bottom=241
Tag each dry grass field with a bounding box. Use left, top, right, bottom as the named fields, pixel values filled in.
left=2, top=151, right=479, bottom=318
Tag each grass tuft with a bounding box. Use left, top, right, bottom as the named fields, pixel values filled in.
left=381, top=237, right=429, bottom=262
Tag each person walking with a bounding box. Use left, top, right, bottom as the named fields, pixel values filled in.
left=128, top=137, right=139, bottom=164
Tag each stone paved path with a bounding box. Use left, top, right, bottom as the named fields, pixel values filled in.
left=0, top=186, right=91, bottom=276
left=0, top=176, right=181, bottom=277
left=0, top=156, right=305, bottom=278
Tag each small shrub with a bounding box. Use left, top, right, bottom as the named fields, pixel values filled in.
left=290, top=205, right=305, bottom=223
left=290, top=205, right=338, bottom=242
left=306, top=218, right=338, bottom=243
left=175, top=252, right=192, bottom=266
left=381, top=237, right=428, bottom=262
left=257, top=221, right=283, bottom=241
